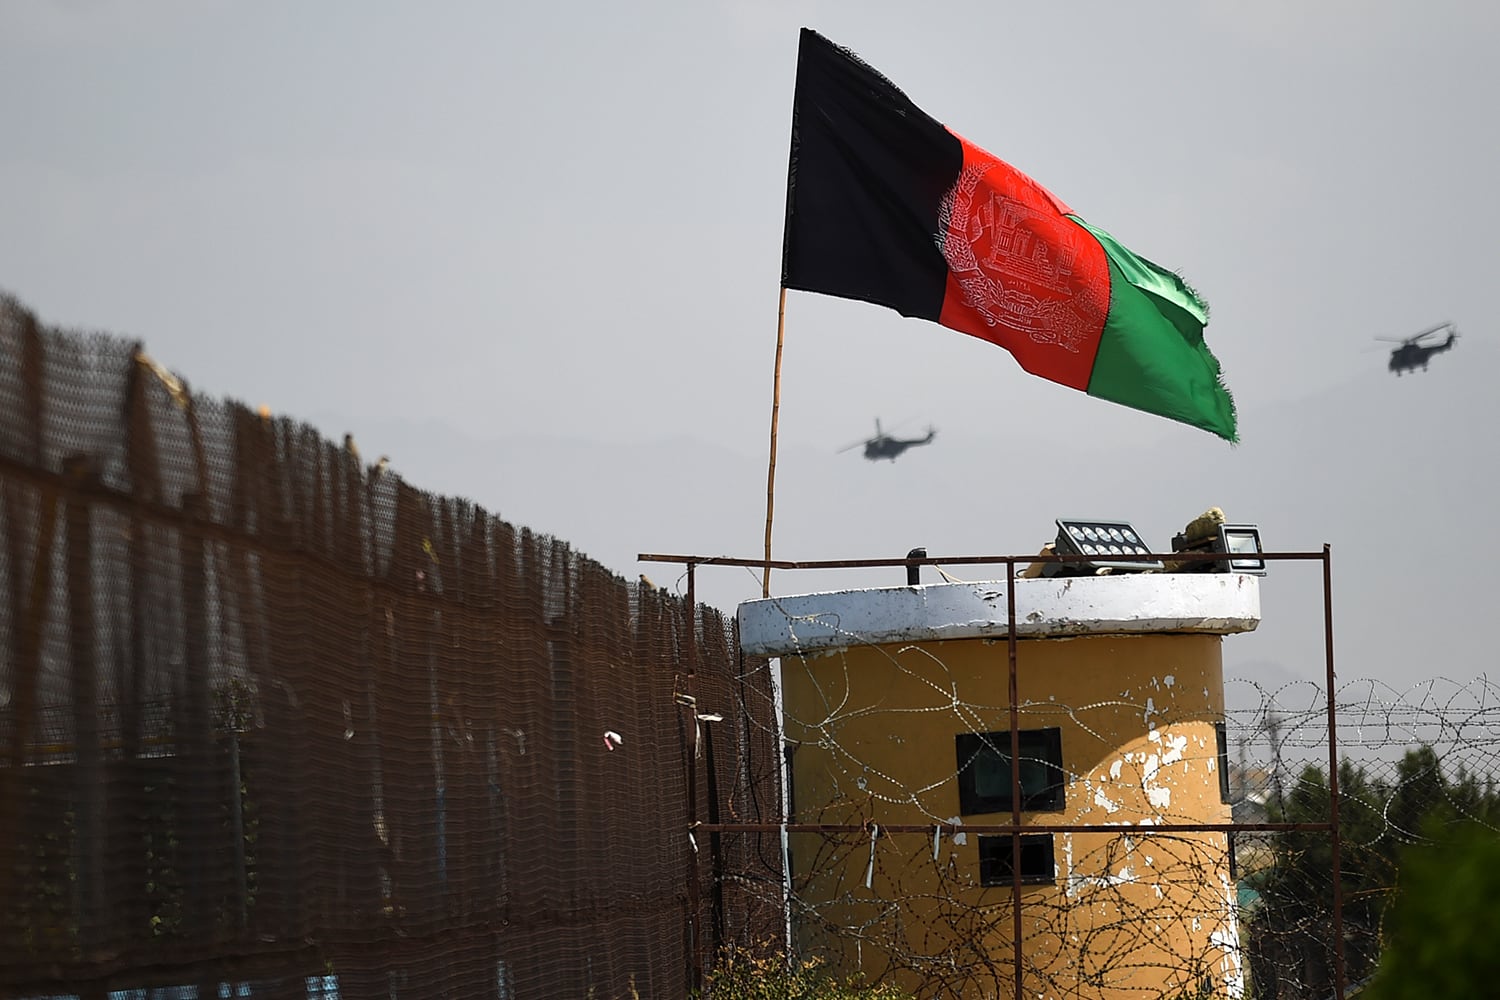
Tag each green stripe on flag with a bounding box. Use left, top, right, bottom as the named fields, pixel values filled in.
left=1070, top=217, right=1237, bottom=442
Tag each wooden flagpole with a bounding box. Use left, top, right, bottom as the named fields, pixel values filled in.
left=762, top=287, right=788, bottom=597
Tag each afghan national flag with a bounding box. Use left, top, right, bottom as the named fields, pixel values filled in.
left=782, top=29, right=1237, bottom=441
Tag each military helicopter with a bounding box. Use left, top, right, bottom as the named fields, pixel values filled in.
left=837, top=419, right=937, bottom=462
left=1377, top=321, right=1458, bottom=375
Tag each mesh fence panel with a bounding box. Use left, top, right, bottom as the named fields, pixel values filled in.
left=1230, top=676, right=1500, bottom=1000
left=0, top=296, right=783, bottom=998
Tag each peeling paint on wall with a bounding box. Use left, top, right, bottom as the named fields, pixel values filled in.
left=1151, top=727, right=1189, bottom=766
left=1063, top=832, right=1146, bottom=900
left=1213, top=870, right=1246, bottom=999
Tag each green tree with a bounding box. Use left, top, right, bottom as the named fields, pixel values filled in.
left=1362, top=822, right=1500, bottom=1000
left=1246, top=747, right=1500, bottom=999
left=1248, top=761, right=1393, bottom=997
left=1383, top=747, right=1443, bottom=845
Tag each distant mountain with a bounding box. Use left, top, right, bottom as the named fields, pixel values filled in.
left=319, top=338, right=1495, bottom=692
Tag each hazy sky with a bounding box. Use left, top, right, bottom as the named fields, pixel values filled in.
left=3, top=1, right=1496, bottom=699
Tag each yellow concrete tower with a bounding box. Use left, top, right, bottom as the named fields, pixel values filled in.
left=738, top=570, right=1260, bottom=999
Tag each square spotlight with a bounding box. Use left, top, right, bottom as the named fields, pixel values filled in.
left=1050, top=518, right=1163, bottom=575
left=1217, top=524, right=1266, bottom=575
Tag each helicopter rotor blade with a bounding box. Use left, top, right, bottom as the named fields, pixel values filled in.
left=836, top=416, right=929, bottom=453
left=1373, top=321, right=1452, bottom=345
left=837, top=430, right=878, bottom=453
left=1408, top=322, right=1450, bottom=342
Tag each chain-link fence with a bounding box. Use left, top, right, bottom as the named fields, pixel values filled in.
left=1230, top=676, right=1500, bottom=1000
left=0, top=295, right=784, bottom=998
left=761, top=674, right=1500, bottom=1000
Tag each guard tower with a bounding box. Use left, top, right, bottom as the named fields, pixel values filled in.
left=739, top=567, right=1260, bottom=999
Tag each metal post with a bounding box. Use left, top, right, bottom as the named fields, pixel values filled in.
left=1324, top=545, right=1347, bottom=1000
left=64, top=461, right=103, bottom=955
left=1007, top=557, right=1023, bottom=1000
left=682, top=562, right=703, bottom=992
left=906, top=547, right=926, bottom=586
left=230, top=722, right=248, bottom=929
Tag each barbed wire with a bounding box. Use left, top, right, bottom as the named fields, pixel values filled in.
left=710, top=644, right=1500, bottom=999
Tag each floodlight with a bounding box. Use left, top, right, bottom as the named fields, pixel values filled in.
left=1170, top=522, right=1266, bottom=576
left=1046, top=518, right=1163, bottom=577
left=1216, top=524, right=1266, bottom=575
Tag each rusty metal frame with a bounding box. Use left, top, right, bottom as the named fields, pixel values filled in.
left=642, top=547, right=1346, bottom=1000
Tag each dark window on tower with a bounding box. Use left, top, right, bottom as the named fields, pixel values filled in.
left=955, top=728, right=1066, bottom=814
left=978, top=834, right=1056, bottom=886
left=783, top=743, right=798, bottom=820
left=1215, top=721, right=1232, bottom=804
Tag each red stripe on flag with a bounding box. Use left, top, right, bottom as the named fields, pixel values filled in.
left=936, top=134, right=1108, bottom=391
